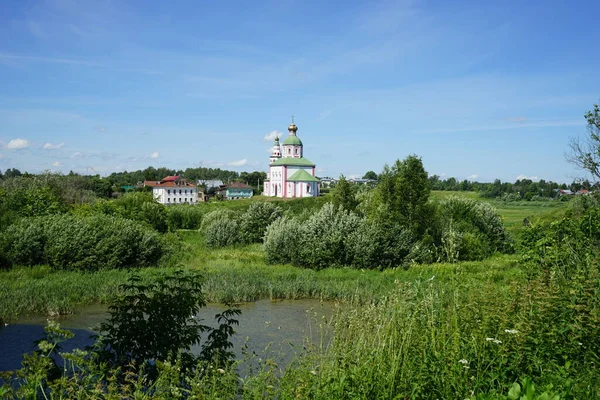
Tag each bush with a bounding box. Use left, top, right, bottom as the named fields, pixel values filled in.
left=438, top=196, right=507, bottom=261
left=166, top=205, right=205, bottom=230
left=205, top=219, right=241, bottom=248
left=1, top=214, right=175, bottom=270
left=263, top=216, right=303, bottom=265
left=347, top=221, right=414, bottom=269
left=239, top=202, right=282, bottom=244
left=200, top=209, right=237, bottom=232
left=264, top=203, right=361, bottom=269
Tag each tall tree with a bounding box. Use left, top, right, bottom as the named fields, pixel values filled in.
left=332, top=175, right=358, bottom=211
left=567, top=103, right=600, bottom=182
left=371, top=154, right=430, bottom=232
left=362, top=170, right=378, bottom=180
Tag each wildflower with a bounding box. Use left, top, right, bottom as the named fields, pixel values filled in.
left=428, top=275, right=436, bottom=282
left=310, top=370, right=317, bottom=375
left=458, top=359, right=469, bottom=365
left=217, top=368, right=225, bottom=374
left=486, top=337, right=502, bottom=344
left=504, top=329, right=519, bottom=334
left=578, top=342, right=583, bottom=346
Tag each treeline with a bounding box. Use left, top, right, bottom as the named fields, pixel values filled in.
left=0, top=166, right=267, bottom=198
left=429, top=175, right=592, bottom=200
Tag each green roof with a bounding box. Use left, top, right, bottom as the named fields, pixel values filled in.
left=282, top=135, right=303, bottom=146
left=271, top=157, right=315, bottom=167
left=287, top=169, right=320, bottom=182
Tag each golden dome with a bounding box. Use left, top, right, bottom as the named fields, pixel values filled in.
left=288, top=123, right=298, bottom=133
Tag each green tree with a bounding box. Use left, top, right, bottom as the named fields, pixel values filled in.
left=332, top=175, right=358, bottom=211
left=371, top=154, right=430, bottom=233
left=567, top=103, right=600, bottom=181
left=362, top=170, right=378, bottom=180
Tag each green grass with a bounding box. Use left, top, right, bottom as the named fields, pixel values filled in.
left=431, top=190, right=569, bottom=231
left=0, top=228, right=522, bottom=323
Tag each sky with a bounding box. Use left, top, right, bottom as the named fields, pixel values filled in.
left=1, top=0, right=600, bottom=183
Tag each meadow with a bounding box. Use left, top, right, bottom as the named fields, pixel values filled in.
left=4, top=189, right=595, bottom=399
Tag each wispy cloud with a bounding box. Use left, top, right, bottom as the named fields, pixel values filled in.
left=264, top=130, right=281, bottom=141
left=228, top=158, right=248, bottom=167
left=148, top=151, right=159, bottom=159
left=43, top=142, right=65, bottom=149
left=6, top=138, right=31, bottom=150
left=70, top=151, right=84, bottom=159
left=415, top=119, right=584, bottom=135
left=467, top=174, right=479, bottom=180
left=52, top=161, right=62, bottom=167
left=505, top=116, right=527, bottom=123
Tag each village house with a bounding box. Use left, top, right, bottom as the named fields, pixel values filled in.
left=143, top=175, right=198, bottom=205
left=217, top=182, right=254, bottom=200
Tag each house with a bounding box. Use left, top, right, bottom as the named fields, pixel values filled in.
left=218, top=182, right=254, bottom=200
left=143, top=175, right=198, bottom=205
left=197, top=179, right=224, bottom=191
left=263, top=120, right=320, bottom=198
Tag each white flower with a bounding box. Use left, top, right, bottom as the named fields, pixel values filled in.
left=217, top=368, right=225, bottom=374
left=504, top=329, right=519, bottom=334
left=458, top=359, right=469, bottom=365
left=486, top=337, right=502, bottom=344
left=578, top=342, right=583, bottom=346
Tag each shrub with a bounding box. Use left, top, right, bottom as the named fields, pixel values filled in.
left=263, top=216, right=303, bottom=265
left=166, top=205, right=205, bottom=230
left=205, top=218, right=241, bottom=248
left=239, top=202, right=282, bottom=244
left=347, top=221, right=414, bottom=269
left=438, top=196, right=507, bottom=260
left=1, top=214, right=175, bottom=270
left=200, top=209, right=237, bottom=232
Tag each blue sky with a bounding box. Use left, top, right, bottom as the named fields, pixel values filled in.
left=1, top=0, right=599, bottom=183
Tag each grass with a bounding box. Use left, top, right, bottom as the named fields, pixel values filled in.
left=431, top=190, right=569, bottom=231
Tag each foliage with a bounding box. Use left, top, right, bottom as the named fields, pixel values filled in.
left=166, top=204, right=205, bottom=230
left=362, top=170, right=378, bottom=180
left=0, top=214, right=175, bottom=270
left=332, top=174, right=358, bottom=211
left=205, top=218, right=242, bottom=248
left=94, top=270, right=240, bottom=371
left=371, top=154, right=431, bottom=235
left=238, top=201, right=282, bottom=243
left=567, top=103, right=600, bottom=181
left=438, top=196, right=508, bottom=261
left=263, top=216, right=303, bottom=265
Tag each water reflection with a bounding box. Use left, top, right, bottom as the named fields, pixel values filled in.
left=0, top=299, right=335, bottom=372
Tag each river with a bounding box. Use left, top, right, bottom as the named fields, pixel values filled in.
left=0, top=299, right=336, bottom=372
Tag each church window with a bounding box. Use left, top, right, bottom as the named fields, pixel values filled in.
left=295, top=148, right=298, bottom=155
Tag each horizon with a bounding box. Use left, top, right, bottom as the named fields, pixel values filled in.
left=1, top=1, right=599, bottom=183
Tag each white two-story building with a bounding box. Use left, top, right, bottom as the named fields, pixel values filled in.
left=144, top=175, right=198, bottom=205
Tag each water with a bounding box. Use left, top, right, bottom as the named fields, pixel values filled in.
left=0, top=299, right=336, bottom=372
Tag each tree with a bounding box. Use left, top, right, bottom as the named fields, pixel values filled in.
left=332, top=175, right=358, bottom=211
left=371, top=154, right=430, bottom=233
left=362, top=170, right=378, bottom=180
left=567, top=103, right=600, bottom=182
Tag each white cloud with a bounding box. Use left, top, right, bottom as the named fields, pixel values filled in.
left=516, top=174, right=539, bottom=181
left=70, top=152, right=84, bottom=159
left=6, top=138, right=31, bottom=150
left=467, top=174, right=479, bottom=180
left=52, top=161, right=62, bottom=167
left=43, top=142, right=64, bottom=149
left=149, top=151, right=159, bottom=159
left=228, top=158, right=248, bottom=167
left=264, top=130, right=281, bottom=141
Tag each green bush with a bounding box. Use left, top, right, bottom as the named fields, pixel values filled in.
left=166, top=205, right=205, bottom=230
left=205, top=218, right=241, bottom=248
left=1, top=214, right=175, bottom=270
left=239, top=202, right=282, bottom=244
left=347, top=221, right=414, bottom=269
left=200, top=209, right=237, bottom=232
left=263, top=216, right=303, bottom=265
left=438, top=196, right=507, bottom=261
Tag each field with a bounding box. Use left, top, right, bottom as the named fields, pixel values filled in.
left=0, top=191, right=569, bottom=323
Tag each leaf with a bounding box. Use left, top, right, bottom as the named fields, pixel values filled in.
left=508, top=382, right=521, bottom=399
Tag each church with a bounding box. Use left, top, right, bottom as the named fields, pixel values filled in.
left=263, top=121, right=320, bottom=198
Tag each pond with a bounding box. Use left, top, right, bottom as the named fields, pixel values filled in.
left=0, top=299, right=336, bottom=372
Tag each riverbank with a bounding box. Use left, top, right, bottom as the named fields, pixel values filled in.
left=0, top=240, right=522, bottom=323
